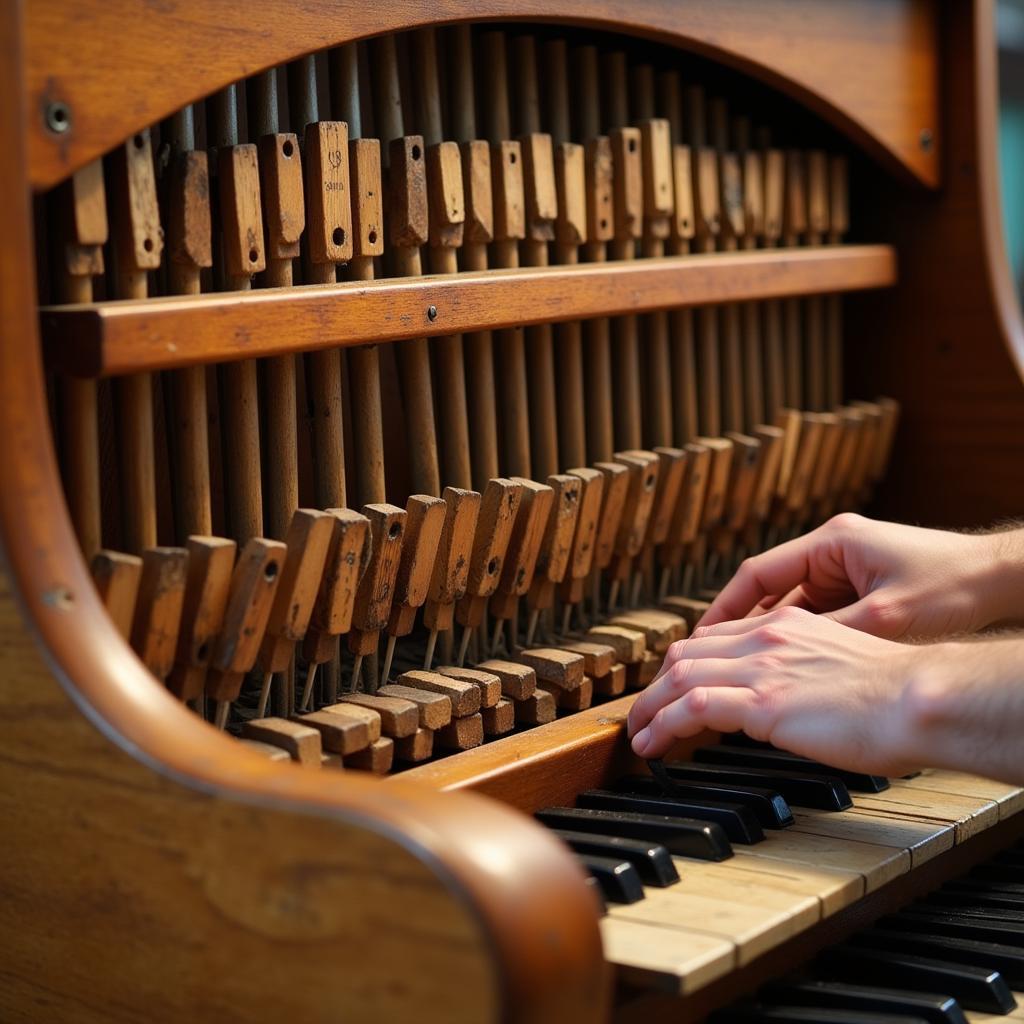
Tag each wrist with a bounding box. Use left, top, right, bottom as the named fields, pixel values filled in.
left=975, top=530, right=1024, bottom=629
left=892, top=643, right=960, bottom=770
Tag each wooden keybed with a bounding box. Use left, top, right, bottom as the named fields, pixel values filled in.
left=4, top=2, right=1024, bottom=1022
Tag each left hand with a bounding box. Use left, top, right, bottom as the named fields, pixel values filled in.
left=626, top=605, right=921, bottom=776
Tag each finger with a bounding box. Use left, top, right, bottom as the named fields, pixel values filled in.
left=632, top=686, right=765, bottom=758
left=699, top=531, right=826, bottom=626
left=628, top=657, right=756, bottom=738
left=651, top=628, right=775, bottom=686
left=827, top=593, right=898, bottom=638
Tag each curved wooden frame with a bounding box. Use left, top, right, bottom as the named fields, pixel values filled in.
left=26, top=0, right=940, bottom=190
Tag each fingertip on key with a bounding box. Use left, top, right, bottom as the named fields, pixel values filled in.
left=632, top=727, right=651, bottom=756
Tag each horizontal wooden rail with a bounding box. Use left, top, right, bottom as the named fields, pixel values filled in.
left=42, top=245, right=896, bottom=378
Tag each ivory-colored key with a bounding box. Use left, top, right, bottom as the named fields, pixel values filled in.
left=856, top=780, right=1000, bottom=842
left=911, top=769, right=1024, bottom=819
left=130, top=547, right=189, bottom=682
left=725, top=851, right=863, bottom=918
left=91, top=550, right=143, bottom=640
left=166, top=537, right=236, bottom=702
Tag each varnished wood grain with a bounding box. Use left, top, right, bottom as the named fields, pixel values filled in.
left=42, top=246, right=898, bottom=378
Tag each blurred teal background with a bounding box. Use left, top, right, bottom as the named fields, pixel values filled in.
left=999, top=0, right=1024, bottom=295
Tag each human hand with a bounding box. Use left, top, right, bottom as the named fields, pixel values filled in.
left=626, top=606, right=922, bottom=776
left=701, top=513, right=1020, bottom=640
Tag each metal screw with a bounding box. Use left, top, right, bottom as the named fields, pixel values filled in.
left=45, top=101, right=71, bottom=135
left=427, top=305, right=438, bottom=322
left=919, top=128, right=933, bottom=152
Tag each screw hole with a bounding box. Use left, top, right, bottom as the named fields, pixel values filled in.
left=919, top=128, right=933, bottom=152
left=628, top=138, right=637, bottom=153
left=264, top=561, right=279, bottom=581
left=427, top=304, right=438, bottom=322
left=45, top=102, right=71, bottom=135
left=143, top=237, right=154, bottom=253
left=509, top=151, right=517, bottom=164
left=196, top=641, right=210, bottom=662
left=333, top=227, right=345, bottom=246
left=133, top=133, right=145, bottom=150
left=388, top=521, right=402, bottom=540
left=249, top=248, right=259, bottom=264
left=682, top=218, right=690, bottom=229
left=644, top=473, right=656, bottom=490
left=282, top=139, right=294, bottom=158
left=599, top=218, right=608, bottom=230
left=411, top=143, right=422, bottom=160
left=516, top=567, right=526, bottom=587
left=368, top=229, right=378, bottom=244
left=487, top=557, right=499, bottom=576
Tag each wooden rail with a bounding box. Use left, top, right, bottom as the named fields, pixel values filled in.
left=42, top=245, right=896, bottom=378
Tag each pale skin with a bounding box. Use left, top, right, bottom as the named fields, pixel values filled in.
left=627, top=513, right=1024, bottom=785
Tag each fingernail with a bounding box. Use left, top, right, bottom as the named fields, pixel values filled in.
left=632, top=727, right=651, bottom=756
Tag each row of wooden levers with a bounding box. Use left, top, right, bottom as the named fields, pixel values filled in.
left=45, top=24, right=899, bottom=774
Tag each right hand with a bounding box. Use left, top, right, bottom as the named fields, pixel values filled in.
left=700, top=513, right=1016, bottom=640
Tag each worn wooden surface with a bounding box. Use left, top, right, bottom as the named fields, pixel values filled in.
left=42, top=246, right=898, bottom=378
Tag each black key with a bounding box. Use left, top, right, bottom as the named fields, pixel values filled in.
left=696, top=744, right=890, bottom=793
left=817, top=945, right=1017, bottom=1014
left=535, top=806, right=733, bottom=861
left=950, top=878, right=1024, bottom=898
left=927, top=906, right=1024, bottom=925
left=973, top=863, right=1024, bottom=885
left=994, top=850, right=1024, bottom=868
left=577, top=789, right=765, bottom=845
left=665, top=762, right=853, bottom=811
left=886, top=910, right=1024, bottom=948
left=552, top=829, right=678, bottom=886
left=850, top=928, right=1024, bottom=988
left=930, top=887, right=1024, bottom=913
left=713, top=1006, right=931, bottom=1024
left=578, top=854, right=645, bottom=904
left=616, top=774, right=795, bottom=828
left=764, top=980, right=967, bottom=1024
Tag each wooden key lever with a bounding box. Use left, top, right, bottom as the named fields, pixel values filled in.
left=454, top=479, right=522, bottom=666
left=90, top=550, right=142, bottom=640
left=422, top=488, right=480, bottom=669
left=129, top=547, right=189, bottom=684
left=347, top=504, right=406, bottom=692
left=205, top=538, right=286, bottom=728
left=557, top=468, right=604, bottom=634
left=525, top=475, right=581, bottom=647
left=300, top=509, right=370, bottom=710
left=254, top=509, right=334, bottom=717
left=380, top=495, right=446, bottom=686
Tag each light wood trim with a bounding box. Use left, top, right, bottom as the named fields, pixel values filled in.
left=43, top=245, right=897, bottom=378
left=0, top=9, right=607, bottom=1020
left=24, top=1, right=939, bottom=191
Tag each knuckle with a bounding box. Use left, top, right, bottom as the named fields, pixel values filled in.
left=829, top=511, right=864, bottom=534
left=667, top=659, right=693, bottom=694
left=689, top=624, right=709, bottom=641
left=773, top=605, right=809, bottom=624
left=755, top=623, right=787, bottom=646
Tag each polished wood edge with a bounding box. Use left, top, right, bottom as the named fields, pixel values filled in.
left=42, top=246, right=897, bottom=378
left=395, top=692, right=714, bottom=812
left=612, top=810, right=1024, bottom=1024
left=0, top=11, right=608, bottom=1021
left=24, top=0, right=939, bottom=191
left=973, top=0, right=1024, bottom=382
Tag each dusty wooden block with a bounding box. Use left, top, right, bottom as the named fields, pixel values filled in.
left=397, top=669, right=480, bottom=717
left=237, top=738, right=290, bottom=763
left=539, top=676, right=593, bottom=713
left=659, top=595, right=712, bottom=631
left=345, top=737, right=394, bottom=774
left=519, top=648, right=584, bottom=689
left=394, top=727, right=434, bottom=763
left=436, top=666, right=501, bottom=708
left=91, top=549, right=143, bottom=639
left=318, top=702, right=382, bottom=743
left=593, top=663, right=627, bottom=697
left=335, top=693, right=418, bottom=738
left=626, top=651, right=661, bottom=690
left=321, top=752, right=344, bottom=769
left=130, top=546, right=189, bottom=680
left=587, top=624, right=645, bottom=664
left=558, top=640, right=614, bottom=679
left=378, top=684, right=452, bottom=730
left=476, top=659, right=536, bottom=701
left=610, top=610, right=686, bottom=654
left=514, top=690, right=556, bottom=727
left=242, top=717, right=321, bottom=767
left=436, top=712, right=484, bottom=751
left=299, top=709, right=372, bottom=755
left=482, top=698, right=515, bottom=737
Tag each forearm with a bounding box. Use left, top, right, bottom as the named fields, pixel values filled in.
left=975, top=528, right=1024, bottom=630
left=898, top=636, right=1024, bottom=784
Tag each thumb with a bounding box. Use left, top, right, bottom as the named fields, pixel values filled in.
left=826, top=592, right=898, bottom=638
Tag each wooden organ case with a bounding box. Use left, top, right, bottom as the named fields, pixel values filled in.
left=3, top=1, right=1024, bottom=1022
